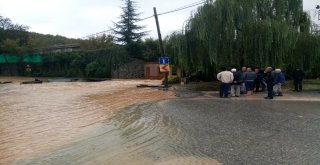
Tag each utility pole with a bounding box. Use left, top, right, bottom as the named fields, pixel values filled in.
left=317, top=5, right=320, bottom=21
left=153, top=7, right=168, bottom=88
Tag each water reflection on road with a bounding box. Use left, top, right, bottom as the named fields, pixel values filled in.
left=20, top=103, right=218, bottom=165
left=0, top=81, right=218, bottom=165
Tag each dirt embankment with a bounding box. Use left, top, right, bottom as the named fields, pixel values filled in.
left=88, top=82, right=176, bottom=113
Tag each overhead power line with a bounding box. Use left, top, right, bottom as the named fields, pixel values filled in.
left=158, top=1, right=206, bottom=16
left=82, top=0, right=207, bottom=39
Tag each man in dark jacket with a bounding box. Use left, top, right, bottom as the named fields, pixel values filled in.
left=293, top=68, right=304, bottom=92
left=244, top=68, right=256, bottom=95
left=230, top=68, right=242, bottom=97
left=254, top=68, right=264, bottom=92
left=264, top=67, right=275, bottom=99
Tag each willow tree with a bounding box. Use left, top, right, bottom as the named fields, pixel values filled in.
left=165, top=0, right=319, bottom=79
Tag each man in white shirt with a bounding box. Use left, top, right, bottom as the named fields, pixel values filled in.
left=217, top=67, right=234, bottom=98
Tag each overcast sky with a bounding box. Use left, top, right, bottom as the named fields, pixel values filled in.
left=0, top=0, right=318, bottom=39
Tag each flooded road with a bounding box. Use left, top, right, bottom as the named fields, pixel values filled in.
left=16, top=103, right=219, bottom=165
left=0, top=78, right=218, bottom=164
left=1, top=78, right=319, bottom=164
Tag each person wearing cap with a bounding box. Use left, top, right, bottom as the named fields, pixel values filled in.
left=230, top=68, right=241, bottom=97
left=273, top=69, right=285, bottom=96
left=217, top=67, right=234, bottom=98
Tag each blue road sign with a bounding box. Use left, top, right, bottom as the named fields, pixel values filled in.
left=159, top=57, right=169, bottom=64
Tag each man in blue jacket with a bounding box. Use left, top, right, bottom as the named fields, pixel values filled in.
left=273, top=69, right=286, bottom=96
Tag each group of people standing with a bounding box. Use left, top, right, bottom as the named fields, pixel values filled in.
left=217, top=66, right=304, bottom=99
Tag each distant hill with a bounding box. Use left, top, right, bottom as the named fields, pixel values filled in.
left=29, top=32, right=82, bottom=47
left=1, top=15, right=83, bottom=54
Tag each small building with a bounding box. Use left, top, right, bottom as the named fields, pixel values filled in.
left=144, top=62, right=164, bottom=80
left=112, top=59, right=145, bottom=79
left=42, top=43, right=80, bottom=53
left=112, top=59, right=179, bottom=80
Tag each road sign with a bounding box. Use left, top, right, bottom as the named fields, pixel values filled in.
left=159, top=64, right=170, bottom=72
left=159, top=57, right=169, bottom=64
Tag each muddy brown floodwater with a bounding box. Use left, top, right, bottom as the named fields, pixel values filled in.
left=0, top=78, right=220, bottom=165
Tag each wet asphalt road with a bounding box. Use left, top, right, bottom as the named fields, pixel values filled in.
left=156, top=98, right=320, bottom=165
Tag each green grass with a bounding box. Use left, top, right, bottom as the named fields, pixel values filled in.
left=175, top=79, right=320, bottom=92
left=283, top=79, right=320, bottom=91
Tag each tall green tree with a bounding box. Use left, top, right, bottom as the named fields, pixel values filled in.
left=113, top=0, right=147, bottom=58
left=165, top=0, right=319, bottom=79
left=142, top=38, right=161, bottom=61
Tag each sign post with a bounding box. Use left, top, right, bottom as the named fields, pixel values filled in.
left=154, top=7, right=168, bottom=87
left=159, top=57, right=170, bottom=72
